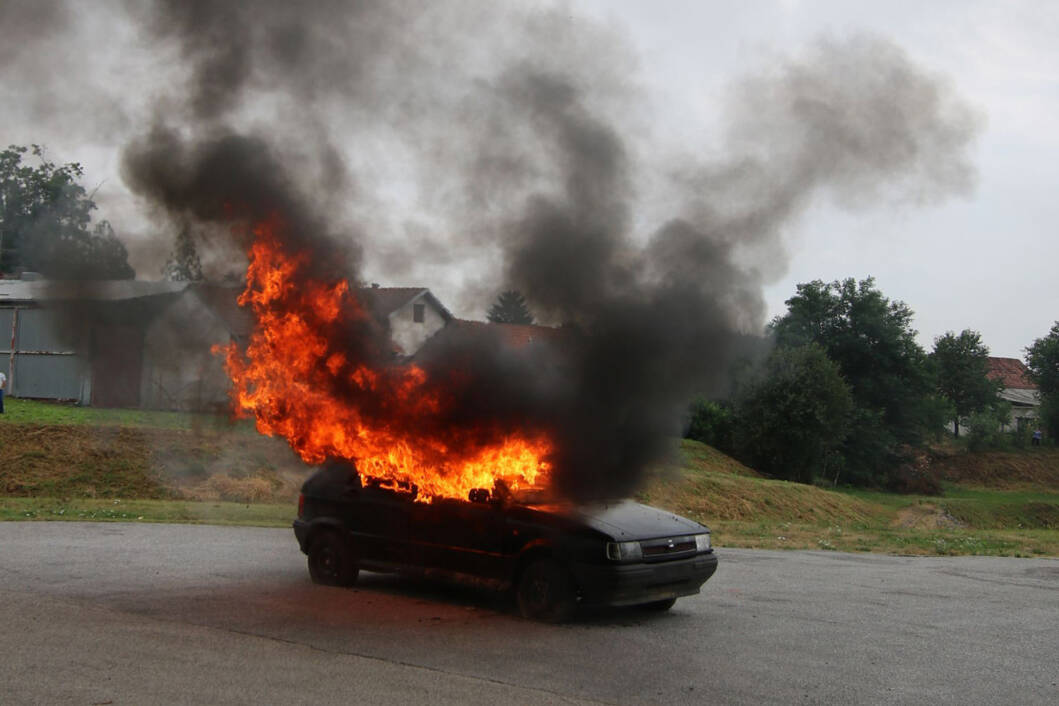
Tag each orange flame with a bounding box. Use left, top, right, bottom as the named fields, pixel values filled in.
left=221, top=217, right=552, bottom=501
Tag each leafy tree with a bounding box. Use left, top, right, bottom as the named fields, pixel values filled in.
left=770, top=277, right=939, bottom=482
left=162, top=227, right=204, bottom=281
left=487, top=290, right=534, bottom=324
left=931, top=329, right=999, bottom=437
left=733, top=344, right=853, bottom=484
left=684, top=399, right=735, bottom=453
left=0, top=144, right=133, bottom=279
left=1026, top=321, right=1059, bottom=440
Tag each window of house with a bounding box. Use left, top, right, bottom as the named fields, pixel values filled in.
left=413, top=303, right=425, bottom=323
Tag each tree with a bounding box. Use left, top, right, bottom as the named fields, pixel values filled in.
left=1025, top=321, right=1059, bottom=440
left=0, top=144, right=133, bottom=279
left=733, top=344, right=853, bottom=485
left=684, top=399, right=735, bottom=453
left=770, top=278, right=940, bottom=482
left=162, top=227, right=204, bottom=281
left=487, top=290, right=534, bottom=324
left=931, top=329, right=999, bottom=437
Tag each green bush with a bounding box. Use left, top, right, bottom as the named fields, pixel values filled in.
left=733, top=344, right=853, bottom=485
left=967, top=401, right=1013, bottom=452
left=685, top=399, right=735, bottom=453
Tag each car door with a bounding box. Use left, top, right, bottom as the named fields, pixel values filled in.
left=343, top=484, right=413, bottom=568
left=408, top=498, right=506, bottom=580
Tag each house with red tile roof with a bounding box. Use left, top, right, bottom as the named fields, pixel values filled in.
left=986, top=357, right=1040, bottom=431
left=358, top=285, right=454, bottom=356
left=449, top=319, right=564, bottom=347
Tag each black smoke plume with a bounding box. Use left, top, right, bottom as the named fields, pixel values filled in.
left=114, top=2, right=979, bottom=500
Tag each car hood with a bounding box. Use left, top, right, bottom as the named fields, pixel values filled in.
left=573, top=500, right=706, bottom=541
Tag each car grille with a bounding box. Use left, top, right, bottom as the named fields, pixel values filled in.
left=640, top=536, right=696, bottom=560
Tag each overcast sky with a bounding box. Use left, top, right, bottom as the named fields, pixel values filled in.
left=570, top=0, right=1058, bottom=359
left=2, top=0, right=1055, bottom=359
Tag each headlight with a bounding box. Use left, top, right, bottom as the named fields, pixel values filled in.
left=695, top=533, right=711, bottom=552
left=605, top=540, right=643, bottom=561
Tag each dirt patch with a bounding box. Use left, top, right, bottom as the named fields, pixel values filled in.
left=893, top=504, right=966, bottom=529
left=932, top=449, right=1059, bottom=490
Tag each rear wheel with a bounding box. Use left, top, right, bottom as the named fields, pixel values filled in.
left=307, top=531, right=358, bottom=587
left=641, top=597, right=677, bottom=612
left=516, top=558, right=577, bottom=623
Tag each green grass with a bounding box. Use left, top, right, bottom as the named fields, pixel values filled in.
left=0, top=497, right=294, bottom=527
left=835, top=484, right=1059, bottom=529
left=2, top=416, right=1058, bottom=556
left=1, top=397, right=254, bottom=432
left=635, top=439, right=1059, bottom=556
left=709, top=521, right=1059, bottom=557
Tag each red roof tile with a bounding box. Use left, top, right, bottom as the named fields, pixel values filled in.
left=451, top=319, right=564, bottom=347
left=987, top=357, right=1036, bottom=390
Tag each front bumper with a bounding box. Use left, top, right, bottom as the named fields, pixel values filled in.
left=572, top=551, right=718, bottom=607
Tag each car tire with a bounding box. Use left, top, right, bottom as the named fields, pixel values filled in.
left=516, top=558, right=577, bottom=623
left=641, top=597, right=677, bottom=612
left=307, top=530, right=358, bottom=587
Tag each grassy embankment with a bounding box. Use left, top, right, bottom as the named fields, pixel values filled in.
left=0, top=398, right=299, bottom=526
left=638, top=439, right=1059, bottom=556
left=3, top=398, right=1058, bottom=556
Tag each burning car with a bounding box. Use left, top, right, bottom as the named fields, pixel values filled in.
left=293, top=462, right=718, bottom=622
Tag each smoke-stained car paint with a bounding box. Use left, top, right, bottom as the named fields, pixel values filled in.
left=293, top=463, right=718, bottom=621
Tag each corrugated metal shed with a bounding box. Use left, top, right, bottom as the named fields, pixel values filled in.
left=0, top=279, right=190, bottom=405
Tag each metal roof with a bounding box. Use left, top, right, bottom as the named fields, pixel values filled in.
left=0, top=279, right=189, bottom=303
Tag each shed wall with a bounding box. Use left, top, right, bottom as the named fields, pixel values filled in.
left=0, top=305, right=89, bottom=402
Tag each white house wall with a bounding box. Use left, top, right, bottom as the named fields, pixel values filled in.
left=388, top=296, right=446, bottom=356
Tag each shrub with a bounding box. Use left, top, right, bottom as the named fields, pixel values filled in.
left=966, top=402, right=1012, bottom=452
left=886, top=450, right=942, bottom=495
left=685, top=399, right=735, bottom=453
left=733, top=344, right=853, bottom=485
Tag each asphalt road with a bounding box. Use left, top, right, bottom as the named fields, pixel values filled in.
left=0, top=522, right=1056, bottom=705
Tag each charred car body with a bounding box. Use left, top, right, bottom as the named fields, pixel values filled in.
left=293, top=462, right=718, bottom=622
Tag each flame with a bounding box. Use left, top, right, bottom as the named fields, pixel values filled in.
left=220, top=216, right=552, bottom=501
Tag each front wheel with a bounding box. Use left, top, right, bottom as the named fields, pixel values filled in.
left=307, top=531, right=358, bottom=587
left=516, top=558, right=577, bottom=623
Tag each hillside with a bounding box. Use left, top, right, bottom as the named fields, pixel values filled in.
left=930, top=448, right=1059, bottom=490
left=638, top=440, right=876, bottom=525
left=0, top=421, right=309, bottom=503
left=1, top=399, right=1057, bottom=556
left=638, top=439, right=1058, bottom=556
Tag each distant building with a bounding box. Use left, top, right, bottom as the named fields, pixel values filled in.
left=0, top=277, right=188, bottom=405
left=358, top=286, right=454, bottom=357
left=0, top=277, right=462, bottom=410
left=140, top=283, right=253, bottom=410
left=986, top=357, right=1040, bottom=432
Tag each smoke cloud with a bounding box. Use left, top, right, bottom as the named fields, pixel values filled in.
left=43, top=2, right=982, bottom=500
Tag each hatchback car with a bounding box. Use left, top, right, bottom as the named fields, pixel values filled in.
left=293, top=461, right=718, bottom=622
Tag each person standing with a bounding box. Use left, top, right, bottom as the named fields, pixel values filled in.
left=1032, top=428, right=1042, bottom=447
left=0, top=369, right=6, bottom=414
